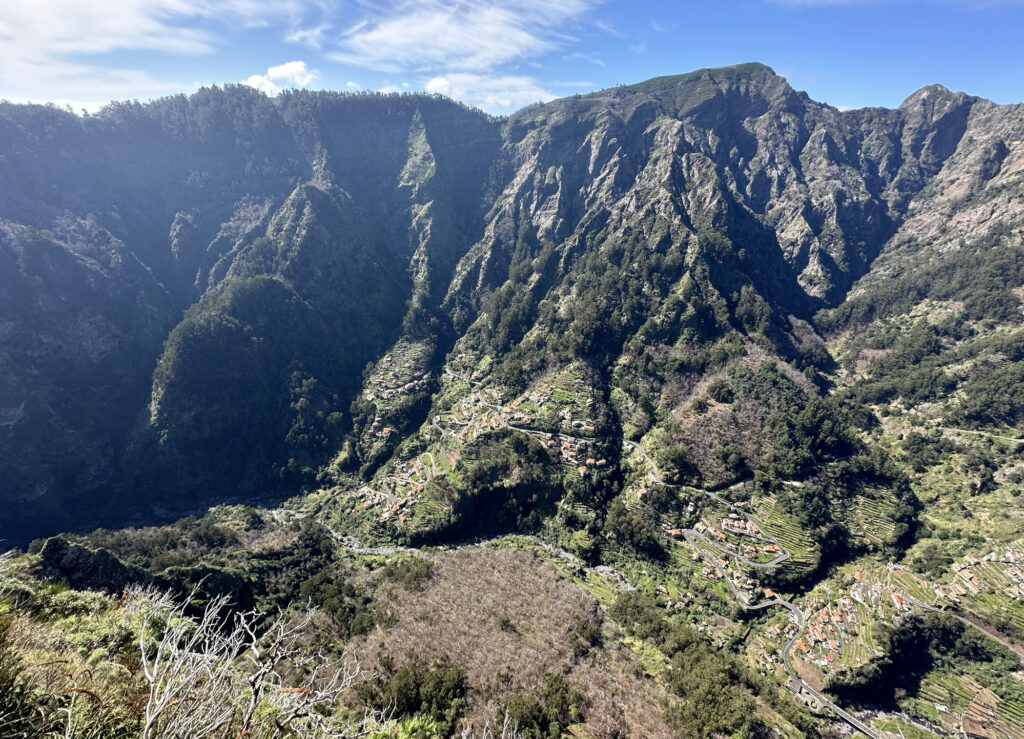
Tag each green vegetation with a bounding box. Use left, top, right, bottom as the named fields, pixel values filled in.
left=498, top=675, right=585, bottom=739
left=829, top=612, right=1024, bottom=711
left=357, top=656, right=468, bottom=735
left=3, top=64, right=1024, bottom=738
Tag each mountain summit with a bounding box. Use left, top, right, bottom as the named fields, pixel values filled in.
left=2, top=64, right=1024, bottom=738
left=0, top=65, right=1021, bottom=543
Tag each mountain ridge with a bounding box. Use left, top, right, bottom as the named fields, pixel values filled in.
left=0, top=64, right=1021, bottom=544
left=3, top=63, right=1024, bottom=739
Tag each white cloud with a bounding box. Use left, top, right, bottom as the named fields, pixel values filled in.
left=570, top=51, right=607, bottom=67
left=327, top=0, right=593, bottom=73
left=0, top=0, right=313, bottom=106
left=345, top=80, right=361, bottom=89
left=242, top=60, right=319, bottom=95
left=425, top=73, right=554, bottom=111
left=0, top=0, right=595, bottom=111
left=285, top=24, right=331, bottom=49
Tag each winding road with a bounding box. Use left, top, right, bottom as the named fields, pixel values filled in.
left=283, top=407, right=1020, bottom=738
left=624, top=440, right=884, bottom=738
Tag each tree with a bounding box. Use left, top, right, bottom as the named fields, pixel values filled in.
left=133, top=586, right=368, bottom=739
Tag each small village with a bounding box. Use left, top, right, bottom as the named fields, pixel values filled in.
left=343, top=362, right=612, bottom=529
left=359, top=341, right=433, bottom=445
left=361, top=341, right=431, bottom=409
left=339, top=351, right=1024, bottom=739
left=944, top=547, right=1024, bottom=602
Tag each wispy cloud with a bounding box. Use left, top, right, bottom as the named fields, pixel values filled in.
left=770, top=0, right=1024, bottom=5
left=242, top=61, right=319, bottom=95
left=319, top=0, right=593, bottom=112
left=285, top=24, right=331, bottom=49
left=0, top=0, right=308, bottom=106
left=425, top=73, right=555, bottom=109
left=570, top=51, right=607, bottom=67
left=594, top=19, right=623, bottom=36
left=326, top=0, right=592, bottom=73
left=0, top=0, right=595, bottom=113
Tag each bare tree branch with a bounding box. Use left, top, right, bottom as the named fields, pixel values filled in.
left=136, top=588, right=368, bottom=739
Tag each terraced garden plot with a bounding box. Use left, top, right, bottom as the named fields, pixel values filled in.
left=570, top=529, right=593, bottom=552
left=751, top=497, right=819, bottom=575
left=581, top=570, right=619, bottom=606
left=977, top=561, right=1014, bottom=589
left=839, top=639, right=868, bottom=666
left=848, top=494, right=897, bottom=544
left=623, top=635, right=669, bottom=678
left=961, top=677, right=1024, bottom=739
left=918, top=673, right=975, bottom=713
left=963, top=591, right=1024, bottom=633
left=406, top=497, right=450, bottom=533
left=998, top=697, right=1024, bottom=734
left=834, top=607, right=881, bottom=668
left=889, top=569, right=938, bottom=603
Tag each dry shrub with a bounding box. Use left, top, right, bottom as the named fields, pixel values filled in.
left=357, top=547, right=674, bottom=737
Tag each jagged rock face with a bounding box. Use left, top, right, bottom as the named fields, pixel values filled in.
left=1, top=65, right=1022, bottom=543
left=36, top=537, right=148, bottom=592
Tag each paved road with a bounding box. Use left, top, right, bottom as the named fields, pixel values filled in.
left=622, top=440, right=662, bottom=484
left=902, top=592, right=1024, bottom=665
left=626, top=441, right=883, bottom=738
left=290, top=406, right=1018, bottom=737
left=682, top=527, right=882, bottom=738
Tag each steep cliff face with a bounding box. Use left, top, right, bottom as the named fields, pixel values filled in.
left=0, top=90, right=502, bottom=539
left=1, top=64, right=1022, bottom=543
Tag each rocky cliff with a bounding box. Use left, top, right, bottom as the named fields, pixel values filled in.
left=1, top=63, right=1022, bottom=544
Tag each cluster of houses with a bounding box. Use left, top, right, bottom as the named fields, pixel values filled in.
left=732, top=574, right=762, bottom=604
left=849, top=573, right=880, bottom=608
left=850, top=572, right=917, bottom=620
left=369, top=417, right=393, bottom=439
left=511, top=375, right=597, bottom=436
left=521, top=390, right=551, bottom=409
left=447, top=352, right=491, bottom=383
left=1006, top=563, right=1024, bottom=600
left=568, top=416, right=597, bottom=434
left=362, top=349, right=429, bottom=403
left=956, top=566, right=987, bottom=596
left=347, top=486, right=419, bottom=524
left=721, top=513, right=761, bottom=537
left=756, top=621, right=798, bottom=672
left=540, top=434, right=606, bottom=472
left=792, top=595, right=865, bottom=669
left=435, top=390, right=503, bottom=443
left=360, top=347, right=431, bottom=446
left=690, top=519, right=777, bottom=562
left=946, top=547, right=1024, bottom=601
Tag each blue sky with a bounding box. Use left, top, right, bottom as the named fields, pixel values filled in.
left=2, top=0, right=1023, bottom=115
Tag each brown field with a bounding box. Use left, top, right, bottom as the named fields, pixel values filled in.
left=355, top=547, right=675, bottom=736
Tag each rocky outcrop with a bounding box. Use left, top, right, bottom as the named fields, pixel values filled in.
left=2, top=65, right=1022, bottom=543
left=36, top=537, right=148, bottom=592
